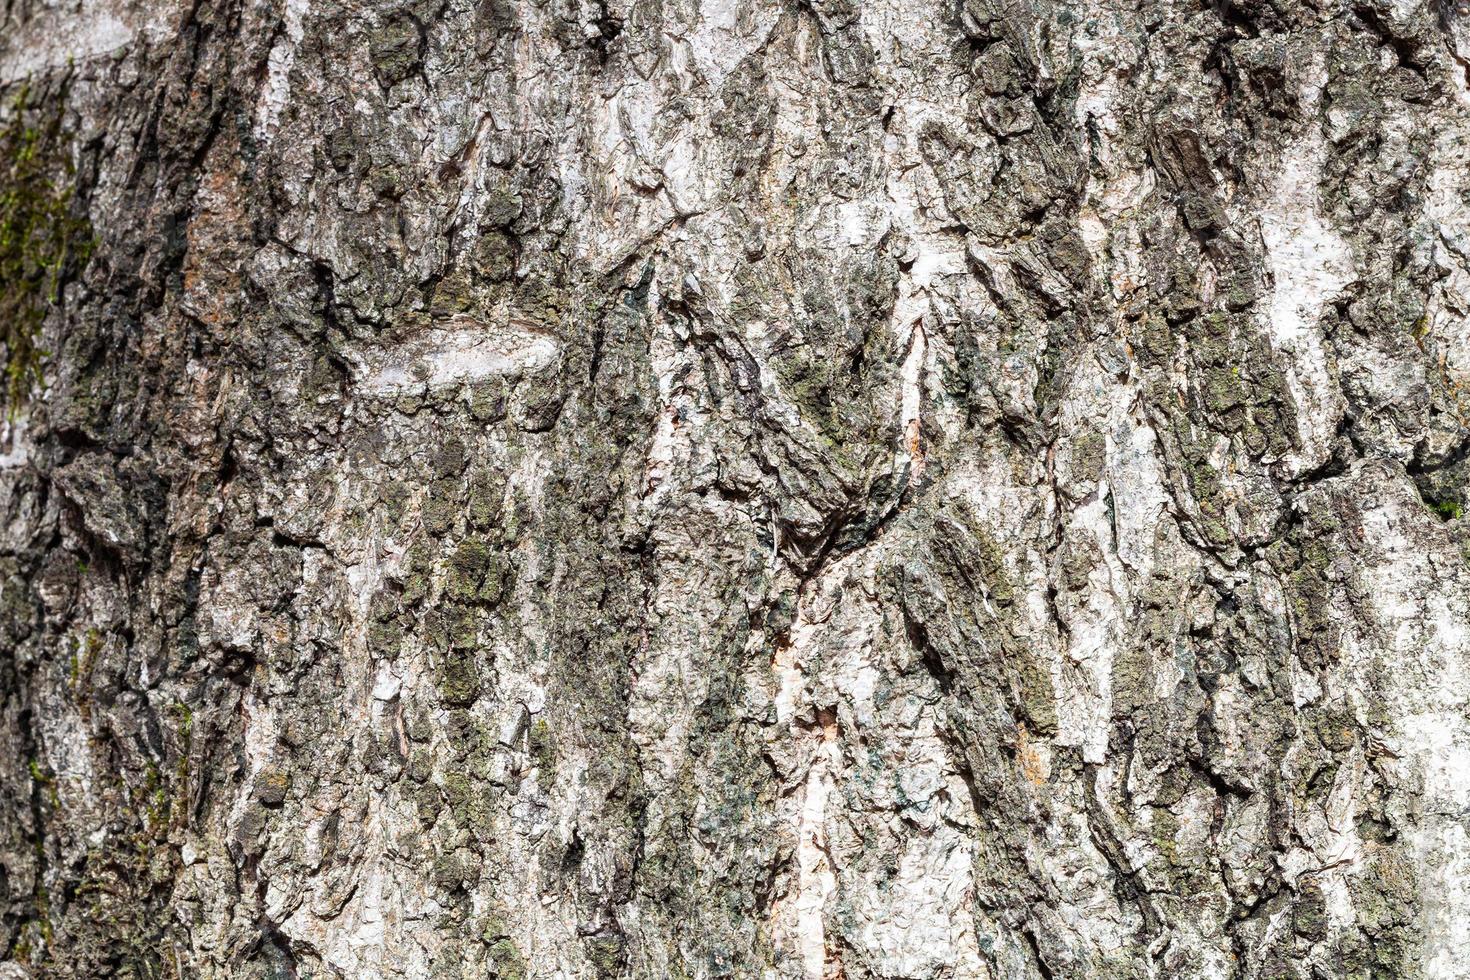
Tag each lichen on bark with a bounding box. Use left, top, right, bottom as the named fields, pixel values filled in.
left=6, top=0, right=1470, bottom=977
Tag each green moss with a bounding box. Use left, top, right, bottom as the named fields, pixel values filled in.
left=444, top=771, right=493, bottom=835
left=432, top=849, right=470, bottom=891
left=1292, top=883, right=1328, bottom=939
left=402, top=572, right=429, bottom=606
left=1428, top=497, right=1462, bottom=521
left=1410, top=313, right=1430, bottom=344
left=440, top=646, right=480, bottom=706
left=423, top=485, right=460, bottom=537
left=1202, top=365, right=1246, bottom=413
left=1183, top=455, right=1231, bottom=545
left=448, top=539, right=491, bottom=600
left=368, top=617, right=403, bottom=658
left=69, top=627, right=101, bottom=699
left=1, top=82, right=93, bottom=412
left=468, top=380, right=508, bottom=422
left=408, top=747, right=434, bottom=782
left=1314, top=709, right=1357, bottom=753
left=140, top=761, right=172, bottom=834
left=369, top=15, right=423, bottom=87
left=1014, top=652, right=1056, bottom=734
left=585, top=935, right=625, bottom=977
left=467, top=475, right=505, bottom=529
left=1151, top=808, right=1181, bottom=866
left=169, top=703, right=193, bottom=828
left=486, top=937, right=528, bottom=980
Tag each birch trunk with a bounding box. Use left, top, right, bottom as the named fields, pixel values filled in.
left=5, top=0, right=1470, bottom=976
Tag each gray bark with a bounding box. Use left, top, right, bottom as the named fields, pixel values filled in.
left=4, top=0, right=1470, bottom=976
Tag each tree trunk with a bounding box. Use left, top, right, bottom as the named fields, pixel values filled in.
left=4, top=0, right=1470, bottom=976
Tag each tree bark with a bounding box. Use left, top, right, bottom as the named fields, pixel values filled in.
left=4, top=0, right=1470, bottom=976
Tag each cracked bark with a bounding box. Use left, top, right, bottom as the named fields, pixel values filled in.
left=6, top=0, right=1470, bottom=977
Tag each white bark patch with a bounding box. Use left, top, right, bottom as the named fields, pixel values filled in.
left=354, top=317, right=561, bottom=393
left=254, top=0, right=311, bottom=140
left=0, top=416, right=29, bottom=470
left=881, top=168, right=966, bottom=483
left=639, top=315, right=688, bottom=502
left=1108, top=423, right=1170, bottom=580
left=1256, top=58, right=1352, bottom=475
left=794, top=714, right=840, bottom=979
left=687, top=0, right=777, bottom=89
left=0, top=0, right=168, bottom=83
left=1059, top=489, right=1121, bottom=765
left=1073, top=14, right=1151, bottom=299
left=1402, top=595, right=1470, bottom=978
left=767, top=554, right=989, bottom=977
left=899, top=320, right=927, bottom=486
left=1423, top=70, right=1470, bottom=396
left=1344, top=485, right=1470, bottom=976
left=1260, top=143, right=1352, bottom=346
left=1050, top=358, right=1166, bottom=763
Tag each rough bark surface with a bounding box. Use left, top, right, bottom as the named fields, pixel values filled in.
left=5, top=0, right=1470, bottom=976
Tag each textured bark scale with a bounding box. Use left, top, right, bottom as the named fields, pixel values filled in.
left=4, top=0, right=1470, bottom=976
